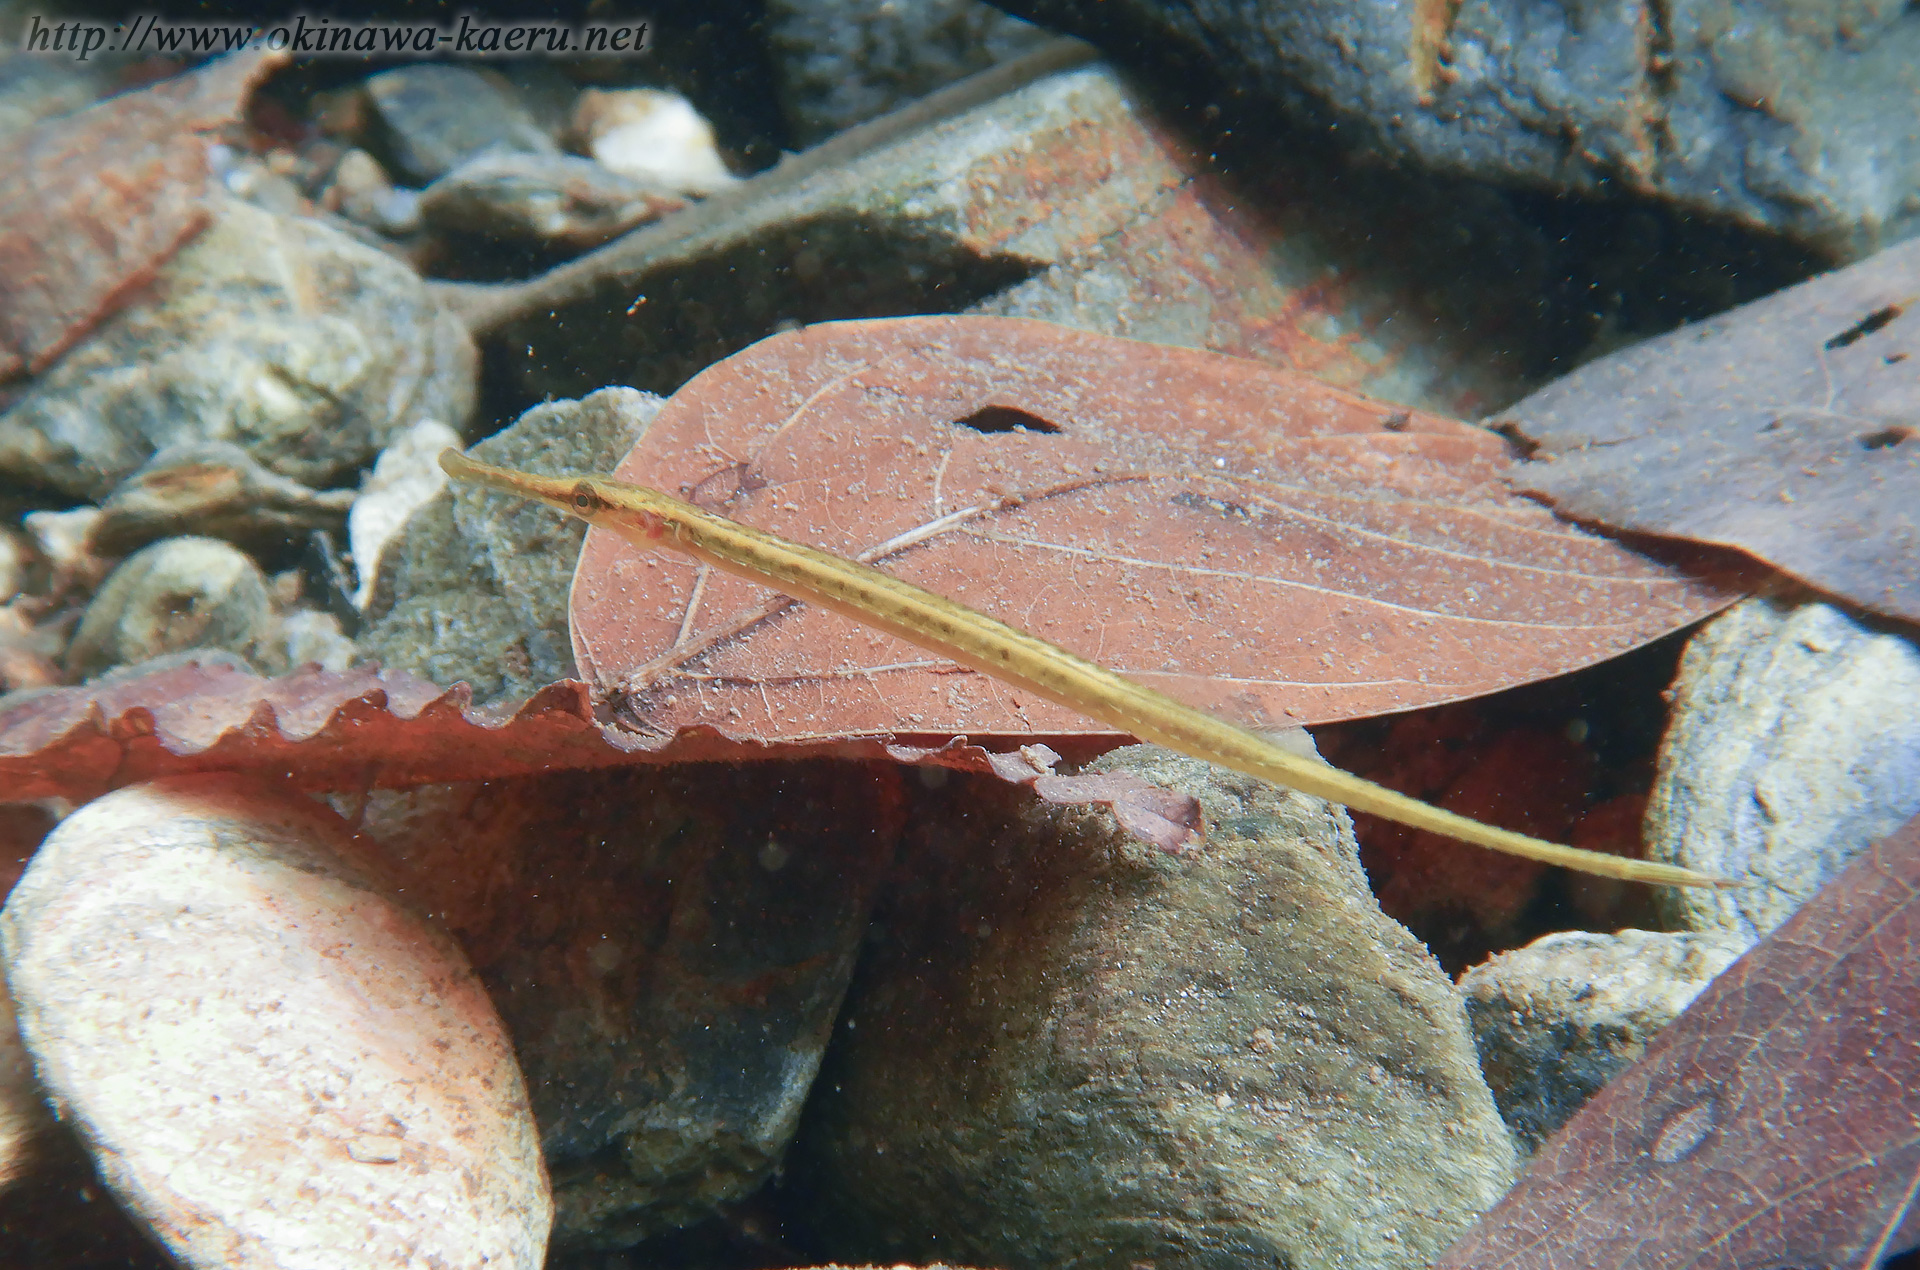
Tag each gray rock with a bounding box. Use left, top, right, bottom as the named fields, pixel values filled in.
left=1459, top=928, right=1748, bottom=1154
left=767, top=0, right=1052, bottom=145
left=65, top=537, right=272, bottom=680
left=254, top=609, right=358, bottom=676
left=0, top=774, right=551, bottom=1267
left=0, top=198, right=477, bottom=500
left=322, top=148, right=422, bottom=237
left=89, top=440, right=356, bottom=560
left=356, top=386, right=661, bottom=706
left=794, top=744, right=1518, bottom=1270
left=472, top=46, right=1544, bottom=416
left=991, top=0, right=1920, bottom=255
left=419, top=151, right=684, bottom=250
left=362, top=63, right=558, bottom=185
left=1647, top=596, right=1920, bottom=943
left=342, top=763, right=901, bottom=1250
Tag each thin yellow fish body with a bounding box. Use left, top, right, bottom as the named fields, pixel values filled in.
left=439, top=449, right=1733, bottom=889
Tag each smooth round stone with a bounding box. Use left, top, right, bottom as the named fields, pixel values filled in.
left=0, top=774, right=550, bottom=1269
left=64, top=536, right=271, bottom=680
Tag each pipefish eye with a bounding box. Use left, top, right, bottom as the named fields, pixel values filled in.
left=570, top=483, right=599, bottom=512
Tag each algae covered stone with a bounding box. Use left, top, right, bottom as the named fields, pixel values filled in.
left=795, top=744, right=1517, bottom=1270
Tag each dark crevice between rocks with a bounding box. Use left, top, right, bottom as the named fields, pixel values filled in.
left=0, top=1122, right=173, bottom=1270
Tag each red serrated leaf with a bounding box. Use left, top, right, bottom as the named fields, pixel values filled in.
left=0, top=661, right=1199, bottom=843
left=568, top=316, right=1758, bottom=747
left=1436, top=811, right=1920, bottom=1270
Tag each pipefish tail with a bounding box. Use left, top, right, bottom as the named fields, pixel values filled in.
left=441, top=448, right=1736, bottom=890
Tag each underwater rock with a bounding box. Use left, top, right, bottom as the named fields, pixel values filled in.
left=1647, top=595, right=1920, bottom=943
left=344, top=763, right=902, bottom=1251
left=253, top=609, right=357, bottom=677
left=65, top=537, right=272, bottom=681
left=0, top=606, right=62, bottom=696
left=794, top=744, right=1518, bottom=1270
left=321, top=148, right=422, bottom=238
left=478, top=45, right=1538, bottom=416
left=1459, top=927, right=1748, bottom=1153
left=346, top=419, right=462, bottom=611
left=0, top=53, right=105, bottom=139
left=766, top=0, right=1051, bottom=145
left=0, top=198, right=477, bottom=500
left=361, top=64, right=557, bottom=185
left=990, top=0, right=1920, bottom=255
left=356, top=386, right=661, bottom=708
left=90, top=440, right=356, bottom=561
left=568, top=89, right=737, bottom=196
left=0, top=774, right=550, bottom=1268
left=420, top=151, right=685, bottom=250
left=20, top=507, right=106, bottom=598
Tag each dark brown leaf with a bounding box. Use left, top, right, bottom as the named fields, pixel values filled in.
left=1435, top=810, right=1920, bottom=1270
left=569, top=316, right=1756, bottom=747
left=0, top=49, right=286, bottom=381
left=0, top=660, right=1199, bottom=841
left=1504, top=236, right=1920, bottom=623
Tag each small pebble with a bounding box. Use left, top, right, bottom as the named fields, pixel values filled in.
left=0, top=605, right=63, bottom=695
left=1648, top=596, right=1920, bottom=943
left=21, top=507, right=107, bottom=596
left=256, top=609, right=358, bottom=675
left=64, top=536, right=272, bottom=680
left=569, top=88, right=737, bottom=195
left=0, top=774, right=551, bottom=1268
left=322, top=148, right=422, bottom=237
left=348, top=420, right=463, bottom=611
left=1460, top=928, right=1748, bottom=1152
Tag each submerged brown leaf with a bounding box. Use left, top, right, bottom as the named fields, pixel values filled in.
left=1505, top=235, right=1920, bottom=623
left=570, top=316, right=1754, bottom=747
left=1436, top=811, right=1920, bottom=1270
left=0, top=49, right=286, bottom=381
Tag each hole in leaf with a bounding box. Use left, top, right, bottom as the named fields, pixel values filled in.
left=1859, top=425, right=1917, bottom=450
left=952, top=405, right=1062, bottom=435
left=1824, top=301, right=1908, bottom=349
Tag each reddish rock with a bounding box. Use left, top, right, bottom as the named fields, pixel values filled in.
left=0, top=774, right=549, bottom=1269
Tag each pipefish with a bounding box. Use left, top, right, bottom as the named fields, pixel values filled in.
left=441, top=448, right=1734, bottom=889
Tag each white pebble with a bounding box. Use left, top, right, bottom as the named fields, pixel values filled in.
left=571, top=88, right=738, bottom=196
left=349, top=419, right=463, bottom=611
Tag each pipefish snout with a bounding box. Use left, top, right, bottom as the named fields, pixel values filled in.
left=440, top=448, right=1737, bottom=890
